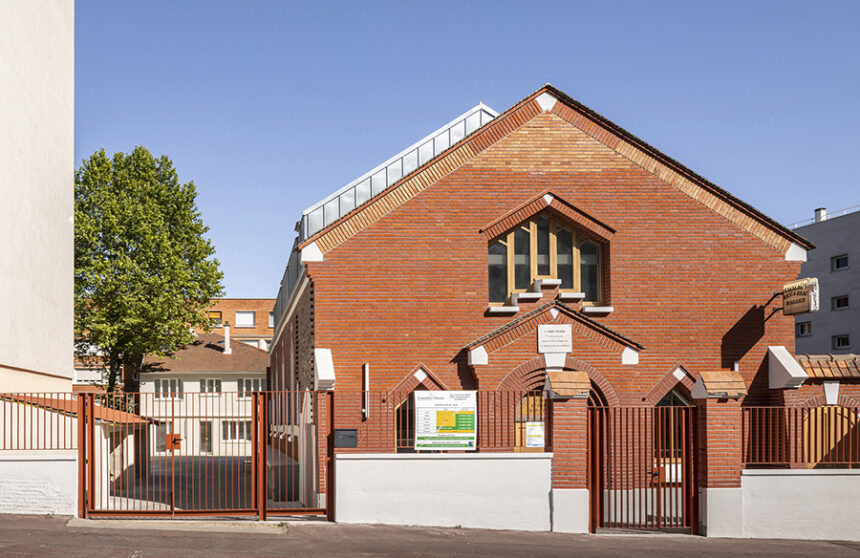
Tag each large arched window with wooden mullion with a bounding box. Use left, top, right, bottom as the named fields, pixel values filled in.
left=488, top=213, right=603, bottom=304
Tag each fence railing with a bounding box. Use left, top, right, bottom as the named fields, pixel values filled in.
left=334, top=389, right=549, bottom=453
left=0, top=393, right=80, bottom=450
left=743, top=406, right=860, bottom=468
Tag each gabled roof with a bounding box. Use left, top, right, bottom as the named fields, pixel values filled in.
left=142, top=333, right=268, bottom=374
left=464, top=300, right=642, bottom=354
left=299, top=84, right=813, bottom=258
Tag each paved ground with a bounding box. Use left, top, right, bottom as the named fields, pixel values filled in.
left=0, top=515, right=858, bottom=557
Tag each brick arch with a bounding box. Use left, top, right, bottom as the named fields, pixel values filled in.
left=495, top=355, right=620, bottom=407
left=795, top=392, right=860, bottom=409
left=643, top=365, right=695, bottom=406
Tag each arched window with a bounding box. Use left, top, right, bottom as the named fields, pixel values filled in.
left=488, top=213, right=603, bottom=304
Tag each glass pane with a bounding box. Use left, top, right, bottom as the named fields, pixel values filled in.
left=488, top=241, right=507, bottom=303
left=466, top=112, right=481, bottom=134
left=306, top=208, right=323, bottom=236
left=536, top=216, right=550, bottom=276
left=371, top=170, right=387, bottom=196
left=418, top=140, right=434, bottom=165
left=580, top=240, right=600, bottom=301
left=556, top=228, right=573, bottom=289
left=514, top=228, right=530, bottom=290
left=355, top=178, right=371, bottom=205
left=434, top=132, right=450, bottom=153
left=403, top=149, right=418, bottom=174
left=339, top=189, right=355, bottom=213
left=450, top=120, right=465, bottom=143
left=387, top=161, right=402, bottom=185
left=324, top=198, right=339, bottom=226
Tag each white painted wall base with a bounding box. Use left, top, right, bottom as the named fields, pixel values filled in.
left=550, top=488, right=589, bottom=533
left=0, top=451, right=77, bottom=515
left=335, top=453, right=552, bottom=531
left=742, top=470, right=860, bottom=541
left=699, top=487, right=743, bottom=537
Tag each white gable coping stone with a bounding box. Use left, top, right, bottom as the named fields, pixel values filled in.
left=784, top=242, right=807, bottom=262
left=536, top=92, right=558, bottom=112
left=301, top=241, right=324, bottom=263
left=767, top=346, right=808, bottom=389
left=824, top=381, right=839, bottom=405
left=314, top=348, right=336, bottom=390
left=468, top=345, right=488, bottom=366
left=413, top=368, right=428, bottom=382
left=673, top=367, right=688, bottom=382
left=621, top=347, right=639, bottom=365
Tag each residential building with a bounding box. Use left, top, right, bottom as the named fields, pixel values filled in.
left=207, top=298, right=275, bottom=351
left=139, top=331, right=268, bottom=457
left=792, top=206, right=860, bottom=355
left=268, top=85, right=856, bottom=536
left=0, top=0, right=74, bottom=391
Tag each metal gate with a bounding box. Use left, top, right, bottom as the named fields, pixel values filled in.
left=78, top=391, right=332, bottom=520
left=589, top=406, right=697, bottom=533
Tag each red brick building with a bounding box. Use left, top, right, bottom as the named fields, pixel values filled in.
left=207, top=298, right=275, bottom=351
left=267, top=86, right=856, bottom=535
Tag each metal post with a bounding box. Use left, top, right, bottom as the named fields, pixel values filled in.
left=77, top=394, right=87, bottom=518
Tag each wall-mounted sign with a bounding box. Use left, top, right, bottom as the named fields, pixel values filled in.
left=414, top=391, right=477, bottom=450
left=525, top=422, right=545, bottom=448
left=538, top=324, right=572, bottom=354
left=783, top=278, right=820, bottom=316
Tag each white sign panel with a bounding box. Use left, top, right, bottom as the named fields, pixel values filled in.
left=414, top=391, right=477, bottom=450
left=538, top=324, right=572, bottom=354
left=525, top=422, right=545, bottom=448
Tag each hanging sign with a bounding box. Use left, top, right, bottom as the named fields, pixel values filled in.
left=414, top=391, right=477, bottom=450
left=783, top=278, right=820, bottom=316
left=538, top=324, right=572, bottom=354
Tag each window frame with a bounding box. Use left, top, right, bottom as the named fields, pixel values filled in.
left=795, top=321, right=812, bottom=337
left=832, top=295, right=850, bottom=311
left=832, top=334, right=851, bottom=350
left=154, top=378, right=183, bottom=399
left=831, top=254, right=849, bottom=272
left=200, top=378, right=222, bottom=394
left=488, top=214, right=603, bottom=305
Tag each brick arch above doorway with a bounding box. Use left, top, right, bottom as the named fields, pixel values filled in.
left=495, top=355, right=620, bottom=407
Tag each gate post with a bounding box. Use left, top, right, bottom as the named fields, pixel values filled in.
left=549, top=396, right=590, bottom=533
left=77, top=393, right=87, bottom=518
left=695, top=398, right=743, bottom=537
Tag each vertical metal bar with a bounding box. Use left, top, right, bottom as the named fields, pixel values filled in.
left=86, top=393, right=95, bottom=514
left=77, top=394, right=87, bottom=518
left=326, top=390, right=335, bottom=522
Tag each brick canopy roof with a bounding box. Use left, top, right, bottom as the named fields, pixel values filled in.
left=142, top=333, right=268, bottom=374
left=796, top=354, right=860, bottom=379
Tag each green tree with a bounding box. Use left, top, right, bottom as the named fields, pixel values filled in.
left=75, top=147, right=224, bottom=392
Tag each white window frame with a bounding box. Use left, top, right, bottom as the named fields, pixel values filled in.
left=238, top=378, right=264, bottom=398
left=222, top=420, right=252, bottom=441
left=154, top=378, right=183, bottom=399
left=201, top=378, right=222, bottom=394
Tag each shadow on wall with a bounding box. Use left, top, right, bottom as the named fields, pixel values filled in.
left=721, top=305, right=765, bottom=369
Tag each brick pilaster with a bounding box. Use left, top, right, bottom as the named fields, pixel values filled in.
left=550, top=397, right=589, bottom=489
left=696, top=398, right=743, bottom=488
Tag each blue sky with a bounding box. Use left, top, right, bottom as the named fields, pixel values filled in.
left=75, top=1, right=860, bottom=297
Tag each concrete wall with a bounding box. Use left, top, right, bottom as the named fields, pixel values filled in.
left=0, top=0, right=75, bottom=389
left=335, top=453, right=553, bottom=531
left=0, top=451, right=77, bottom=515
left=795, top=210, right=860, bottom=354
left=742, top=469, right=860, bottom=541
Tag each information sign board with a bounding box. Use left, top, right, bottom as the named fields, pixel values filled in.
left=538, top=324, right=572, bottom=354
left=414, top=391, right=477, bottom=450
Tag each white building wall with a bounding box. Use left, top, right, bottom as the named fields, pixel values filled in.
left=0, top=451, right=77, bottom=515
left=335, top=453, right=553, bottom=531
left=0, top=0, right=75, bottom=390
left=742, top=469, right=860, bottom=541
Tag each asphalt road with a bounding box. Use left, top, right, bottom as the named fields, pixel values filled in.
left=0, top=515, right=858, bottom=557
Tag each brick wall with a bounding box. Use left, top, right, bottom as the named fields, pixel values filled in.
left=208, top=298, right=275, bottom=344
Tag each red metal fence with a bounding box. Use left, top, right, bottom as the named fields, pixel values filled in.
left=743, top=406, right=860, bottom=468
left=589, top=406, right=697, bottom=533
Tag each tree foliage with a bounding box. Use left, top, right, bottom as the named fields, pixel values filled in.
left=75, top=147, right=223, bottom=391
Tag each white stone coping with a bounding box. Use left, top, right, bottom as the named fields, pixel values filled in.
left=742, top=469, right=860, bottom=477
left=0, top=451, right=76, bottom=460
left=487, top=305, right=519, bottom=313
left=582, top=306, right=613, bottom=314
left=336, top=452, right=553, bottom=461
left=557, top=292, right=585, bottom=300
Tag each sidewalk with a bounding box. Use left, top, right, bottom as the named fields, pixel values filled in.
left=0, top=515, right=858, bottom=558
